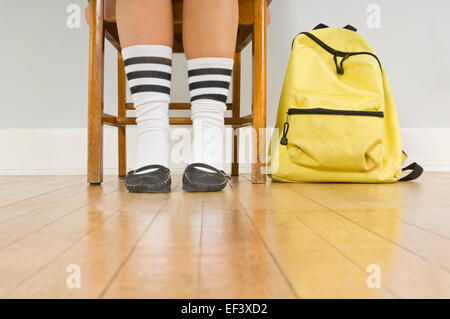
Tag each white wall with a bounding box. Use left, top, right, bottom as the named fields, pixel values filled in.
left=1, top=0, right=449, bottom=173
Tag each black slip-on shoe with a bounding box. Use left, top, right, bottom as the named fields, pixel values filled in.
left=182, top=163, right=231, bottom=193
left=124, top=165, right=171, bottom=193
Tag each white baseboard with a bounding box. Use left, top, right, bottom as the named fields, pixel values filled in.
left=0, top=127, right=449, bottom=175
left=0, top=127, right=252, bottom=175
left=401, top=128, right=450, bottom=171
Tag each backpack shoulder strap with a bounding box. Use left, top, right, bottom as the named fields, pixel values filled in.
left=400, top=162, right=424, bottom=181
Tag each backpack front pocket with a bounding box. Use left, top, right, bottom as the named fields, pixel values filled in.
left=280, top=108, right=384, bottom=172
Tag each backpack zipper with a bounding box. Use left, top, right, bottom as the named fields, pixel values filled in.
left=280, top=108, right=384, bottom=145
left=287, top=108, right=384, bottom=117
left=292, top=31, right=382, bottom=75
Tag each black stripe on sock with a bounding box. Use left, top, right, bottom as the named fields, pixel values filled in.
left=189, top=81, right=230, bottom=91
left=124, top=57, right=172, bottom=67
left=188, top=68, right=232, bottom=77
left=190, top=94, right=228, bottom=103
left=130, top=85, right=171, bottom=95
left=126, top=71, right=172, bottom=81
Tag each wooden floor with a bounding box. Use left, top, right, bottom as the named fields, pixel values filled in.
left=0, top=173, right=449, bottom=299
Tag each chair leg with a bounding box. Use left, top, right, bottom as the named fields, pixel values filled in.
left=87, top=0, right=105, bottom=185
left=251, top=0, right=267, bottom=184
left=231, top=52, right=241, bottom=177
left=117, top=52, right=127, bottom=179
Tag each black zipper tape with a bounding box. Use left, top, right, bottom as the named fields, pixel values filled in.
left=291, top=31, right=382, bottom=74
left=280, top=108, right=384, bottom=145
left=287, top=108, right=384, bottom=117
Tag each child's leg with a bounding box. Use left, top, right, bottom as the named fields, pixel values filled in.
left=117, top=0, right=173, bottom=172
left=183, top=0, right=239, bottom=173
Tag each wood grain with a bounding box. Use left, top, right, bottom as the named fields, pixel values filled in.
left=117, top=52, right=127, bottom=178
left=251, top=0, right=267, bottom=184
left=108, top=115, right=253, bottom=127
left=87, top=0, right=105, bottom=184
left=126, top=103, right=233, bottom=111
left=1, top=173, right=449, bottom=298
left=232, top=52, right=242, bottom=177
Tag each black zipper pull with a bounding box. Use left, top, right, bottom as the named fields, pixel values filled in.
left=334, top=53, right=351, bottom=75
left=280, top=113, right=290, bottom=145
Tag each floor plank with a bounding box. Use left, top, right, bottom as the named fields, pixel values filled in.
left=0, top=176, right=86, bottom=208
left=232, top=177, right=395, bottom=298
left=102, top=181, right=203, bottom=298
left=1, top=181, right=137, bottom=297
left=0, top=173, right=449, bottom=299
left=0, top=179, right=119, bottom=249
left=277, top=182, right=450, bottom=298
left=289, top=182, right=450, bottom=272
left=198, top=185, right=295, bottom=298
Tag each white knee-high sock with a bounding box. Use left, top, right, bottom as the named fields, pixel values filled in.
left=188, top=57, right=234, bottom=172
left=122, top=45, right=172, bottom=171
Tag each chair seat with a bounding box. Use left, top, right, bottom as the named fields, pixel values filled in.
left=90, top=0, right=271, bottom=52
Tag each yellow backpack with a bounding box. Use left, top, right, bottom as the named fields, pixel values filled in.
left=268, top=24, right=423, bottom=183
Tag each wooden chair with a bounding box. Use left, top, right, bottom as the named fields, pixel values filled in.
left=87, top=0, right=269, bottom=185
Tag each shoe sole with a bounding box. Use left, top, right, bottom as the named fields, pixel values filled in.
left=182, top=175, right=227, bottom=193
left=182, top=184, right=226, bottom=192
left=125, top=180, right=171, bottom=194
left=126, top=185, right=171, bottom=193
